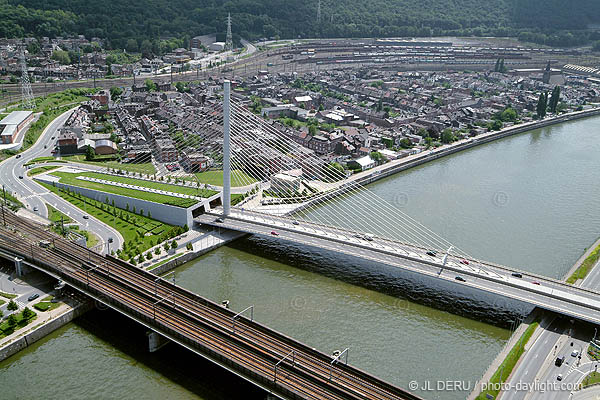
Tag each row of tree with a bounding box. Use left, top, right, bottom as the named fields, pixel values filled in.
left=3, top=0, right=600, bottom=50
left=536, top=86, right=562, bottom=119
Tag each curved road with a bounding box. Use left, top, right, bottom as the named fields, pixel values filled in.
left=0, top=109, right=123, bottom=254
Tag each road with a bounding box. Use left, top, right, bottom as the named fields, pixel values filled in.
left=0, top=109, right=123, bottom=254
left=197, top=210, right=600, bottom=325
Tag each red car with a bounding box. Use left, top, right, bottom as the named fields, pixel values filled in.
left=270, top=231, right=279, bottom=236
left=532, top=281, right=541, bottom=285
left=460, top=259, right=469, bottom=265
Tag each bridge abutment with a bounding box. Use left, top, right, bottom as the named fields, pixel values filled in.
left=147, top=330, right=170, bottom=353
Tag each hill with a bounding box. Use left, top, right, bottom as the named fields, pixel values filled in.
left=1, top=0, right=599, bottom=49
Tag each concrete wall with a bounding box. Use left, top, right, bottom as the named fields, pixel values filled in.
left=38, top=177, right=205, bottom=227
left=0, top=301, right=92, bottom=362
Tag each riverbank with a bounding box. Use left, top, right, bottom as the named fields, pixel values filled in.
left=352, top=106, right=600, bottom=188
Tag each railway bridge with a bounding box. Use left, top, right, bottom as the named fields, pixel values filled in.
left=0, top=209, right=421, bottom=400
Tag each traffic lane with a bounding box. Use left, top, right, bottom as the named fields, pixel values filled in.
left=502, top=320, right=565, bottom=400
left=201, top=217, right=600, bottom=324
left=218, top=211, right=600, bottom=304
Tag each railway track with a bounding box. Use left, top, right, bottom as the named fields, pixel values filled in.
left=0, top=209, right=422, bottom=400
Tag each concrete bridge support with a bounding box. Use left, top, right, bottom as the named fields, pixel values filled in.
left=147, top=330, right=170, bottom=353
left=14, top=256, right=29, bottom=276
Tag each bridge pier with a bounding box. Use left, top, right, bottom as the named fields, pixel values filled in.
left=147, top=330, right=170, bottom=353
left=14, top=256, right=29, bottom=277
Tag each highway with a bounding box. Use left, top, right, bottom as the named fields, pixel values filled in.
left=0, top=109, right=122, bottom=254
left=196, top=210, right=600, bottom=325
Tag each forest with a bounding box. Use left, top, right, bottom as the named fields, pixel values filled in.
left=1, top=0, right=599, bottom=50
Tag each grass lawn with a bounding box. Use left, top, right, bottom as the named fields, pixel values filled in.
left=46, top=203, right=74, bottom=223
left=567, top=241, right=600, bottom=284
left=28, top=156, right=56, bottom=164
left=78, top=171, right=217, bottom=198
left=40, top=182, right=180, bottom=259
left=0, top=298, right=4, bottom=306
left=194, top=169, right=256, bottom=187
left=0, top=291, right=17, bottom=299
left=476, top=321, right=540, bottom=400
left=62, top=154, right=156, bottom=175
left=148, top=254, right=182, bottom=270
left=0, top=309, right=37, bottom=338
left=28, top=165, right=59, bottom=176
left=49, top=171, right=199, bottom=208
left=582, top=371, right=600, bottom=388
left=33, top=296, right=62, bottom=312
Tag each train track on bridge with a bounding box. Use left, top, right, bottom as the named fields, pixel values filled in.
left=0, top=209, right=421, bottom=400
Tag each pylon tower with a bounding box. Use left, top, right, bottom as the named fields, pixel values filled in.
left=19, top=46, right=35, bottom=109
left=225, top=13, right=233, bottom=51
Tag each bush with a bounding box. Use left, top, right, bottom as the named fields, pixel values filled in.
left=186, top=242, right=193, bottom=251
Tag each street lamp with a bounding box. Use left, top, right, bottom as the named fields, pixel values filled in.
left=107, top=237, right=113, bottom=254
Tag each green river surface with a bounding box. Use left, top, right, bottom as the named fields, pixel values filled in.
left=2, top=115, right=600, bottom=400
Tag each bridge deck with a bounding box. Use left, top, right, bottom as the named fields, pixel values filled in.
left=196, top=210, right=600, bottom=325
left=0, top=210, right=421, bottom=400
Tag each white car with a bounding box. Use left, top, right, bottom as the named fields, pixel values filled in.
left=571, top=350, right=579, bottom=357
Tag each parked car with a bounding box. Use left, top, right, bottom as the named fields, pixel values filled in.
left=82, top=215, right=89, bottom=220
left=292, top=221, right=299, bottom=225
left=532, top=281, right=541, bottom=285
left=555, top=356, right=565, bottom=367
left=511, top=272, right=523, bottom=278
left=27, top=293, right=39, bottom=301
left=460, top=259, right=469, bottom=265
left=16, top=154, right=21, bottom=158
left=18, top=175, right=23, bottom=179
left=215, top=217, right=224, bottom=223
left=455, top=276, right=466, bottom=282
left=426, top=251, right=437, bottom=256
left=571, top=350, right=579, bottom=357
left=33, top=206, right=38, bottom=212
left=270, top=231, right=279, bottom=236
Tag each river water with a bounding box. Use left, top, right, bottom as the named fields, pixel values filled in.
left=2, top=115, right=600, bottom=400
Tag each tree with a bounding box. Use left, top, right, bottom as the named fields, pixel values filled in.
left=147, top=211, right=152, bottom=219
left=27, top=41, right=41, bottom=55
left=536, top=92, right=548, bottom=119
left=85, top=145, right=95, bottom=161
left=171, top=240, right=178, bottom=250
left=22, top=307, right=33, bottom=319
left=549, top=86, right=561, bottom=113
left=140, top=40, right=153, bottom=57
left=7, top=314, right=17, bottom=328
left=163, top=242, right=171, bottom=252
left=370, top=151, right=384, bottom=163
left=51, top=50, right=71, bottom=65
left=126, top=39, right=138, bottom=53
left=399, top=138, right=413, bottom=148
left=145, top=79, right=157, bottom=92
left=440, top=128, right=454, bottom=144
left=500, top=107, right=518, bottom=122
left=7, top=299, right=18, bottom=311
left=146, top=252, right=153, bottom=260
left=110, top=86, right=123, bottom=99
left=175, top=81, right=186, bottom=92
left=155, top=247, right=161, bottom=255
left=186, top=242, right=193, bottom=250
left=126, top=203, right=130, bottom=211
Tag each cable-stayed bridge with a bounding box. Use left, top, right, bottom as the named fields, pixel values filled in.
left=95, top=81, right=600, bottom=324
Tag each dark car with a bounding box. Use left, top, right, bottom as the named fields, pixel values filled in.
left=532, top=281, right=541, bottom=285
left=455, top=276, right=466, bottom=282
left=18, top=175, right=23, bottom=179
left=16, top=154, right=21, bottom=158
left=426, top=251, right=437, bottom=256
left=270, top=231, right=279, bottom=236
left=27, top=293, right=39, bottom=302
left=82, top=215, right=89, bottom=220
left=555, top=356, right=565, bottom=367
left=215, top=217, right=224, bottom=223
left=511, top=272, right=523, bottom=278
left=292, top=221, right=299, bottom=225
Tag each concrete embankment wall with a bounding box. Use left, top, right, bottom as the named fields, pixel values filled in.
left=0, top=301, right=93, bottom=362
left=35, top=178, right=199, bottom=227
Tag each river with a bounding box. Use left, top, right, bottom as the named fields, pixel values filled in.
left=2, top=115, right=600, bottom=400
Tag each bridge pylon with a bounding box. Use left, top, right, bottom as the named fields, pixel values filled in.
left=222, top=80, right=231, bottom=216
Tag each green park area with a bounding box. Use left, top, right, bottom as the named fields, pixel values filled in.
left=41, top=182, right=184, bottom=261
left=567, top=241, right=600, bottom=284
left=0, top=307, right=37, bottom=339
left=62, top=154, right=156, bottom=175
left=28, top=165, right=59, bottom=176
left=194, top=169, right=256, bottom=187
left=581, top=371, right=600, bottom=388
left=33, top=296, right=62, bottom=312
left=476, top=321, right=539, bottom=400
left=48, top=171, right=200, bottom=208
